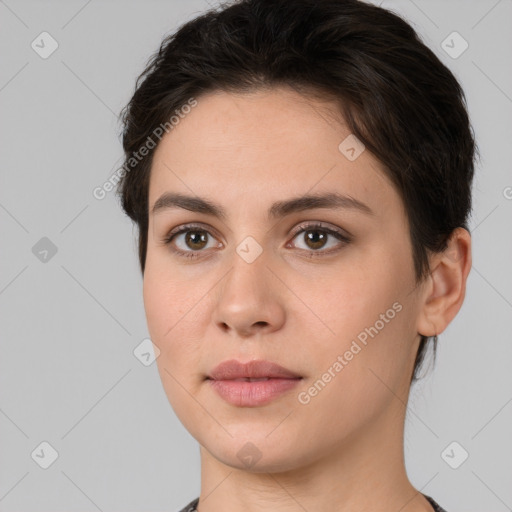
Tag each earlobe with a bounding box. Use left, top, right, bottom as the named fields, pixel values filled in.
left=416, top=227, right=472, bottom=337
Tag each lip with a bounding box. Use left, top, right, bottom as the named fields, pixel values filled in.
left=206, top=359, right=302, bottom=407
left=208, top=359, right=302, bottom=380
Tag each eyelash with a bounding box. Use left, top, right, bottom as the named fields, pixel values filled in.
left=162, top=222, right=351, bottom=260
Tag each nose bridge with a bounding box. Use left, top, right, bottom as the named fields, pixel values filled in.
left=212, top=239, right=285, bottom=336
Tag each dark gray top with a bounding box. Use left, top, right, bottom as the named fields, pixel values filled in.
left=178, top=494, right=447, bottom=511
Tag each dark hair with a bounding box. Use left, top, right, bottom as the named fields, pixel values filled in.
left=116, top=0, right=476, bottom=380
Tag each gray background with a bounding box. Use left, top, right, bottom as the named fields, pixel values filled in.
left=1, top=0, right=511, bottom=511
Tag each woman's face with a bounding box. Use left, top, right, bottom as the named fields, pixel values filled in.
left=144, top=87, right=426, bottom=472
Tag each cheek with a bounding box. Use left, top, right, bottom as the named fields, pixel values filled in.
left=143, top=271, right=176, bottom=340
left=310, top=260, right=400, bottom=339
left=311, top=246, right=416, bottom=376
left=143, top=266, right=191, bottom=354
left=143, top=246, right=201, bottom=332
left=142, top=263, right=221, bottom=438
left=142, top=259, right=214, bottom=374
left=143, top=268, right=203, bottom=410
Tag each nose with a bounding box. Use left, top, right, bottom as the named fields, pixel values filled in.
left=212, top=248, right=286, bottom=338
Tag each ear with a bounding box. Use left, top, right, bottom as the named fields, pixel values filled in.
left=416, top=227, right=472, bottom=337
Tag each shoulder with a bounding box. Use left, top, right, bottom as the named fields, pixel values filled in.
left=178, top=497, right=199, bottom=512
left=424, top=494, right=448, bottom=512
left=177, top=496, right=448, bottom=512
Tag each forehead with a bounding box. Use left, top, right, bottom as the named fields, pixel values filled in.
left=149, top=87, right=403, bottom=221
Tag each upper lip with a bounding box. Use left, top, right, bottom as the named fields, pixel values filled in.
left=207, top=359, right=302, bottom=380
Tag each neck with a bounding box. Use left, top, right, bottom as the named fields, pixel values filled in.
left=196, top=402, right=433, bottom=512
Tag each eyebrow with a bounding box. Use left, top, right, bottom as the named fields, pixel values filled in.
left=151, top=191, right=374, bottom=219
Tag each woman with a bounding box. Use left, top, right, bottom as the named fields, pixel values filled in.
left=116, top=1, right=474, bottom=510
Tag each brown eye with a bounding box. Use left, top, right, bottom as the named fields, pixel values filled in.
left=183, top=230, right=209, bottom=250
left=289, top=223, right=351, bottom=255
left=163, top=224, right=222, bottom=259
left=302, top=230, right=329, bottom=250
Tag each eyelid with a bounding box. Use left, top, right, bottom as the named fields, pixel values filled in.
left=289, top=221, right=352, bottom=241
left=163, top=222, right=222, bottom=243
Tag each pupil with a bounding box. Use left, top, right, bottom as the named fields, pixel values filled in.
left=307, top=230, right=326, bottom=249
left=187, top=231, right=207, bottom=249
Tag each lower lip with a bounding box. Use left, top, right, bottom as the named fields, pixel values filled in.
left=207, top=378, right=302, bottom=407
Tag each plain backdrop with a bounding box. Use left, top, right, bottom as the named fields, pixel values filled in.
left=1, top=1, right=511, bottom=511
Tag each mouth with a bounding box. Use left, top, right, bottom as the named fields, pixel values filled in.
left=206, top=359, right=303, bottom=407
left=207, top=376, right=302, bottom=407
left=230, top=377, right=273, bottom=382
left=207, top=359, right=302, bottom=380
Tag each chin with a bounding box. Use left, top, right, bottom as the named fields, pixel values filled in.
left=199, top=428, right=315, bottom=474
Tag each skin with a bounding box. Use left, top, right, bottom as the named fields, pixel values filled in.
left=143, top=86, right=471, bottom=512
